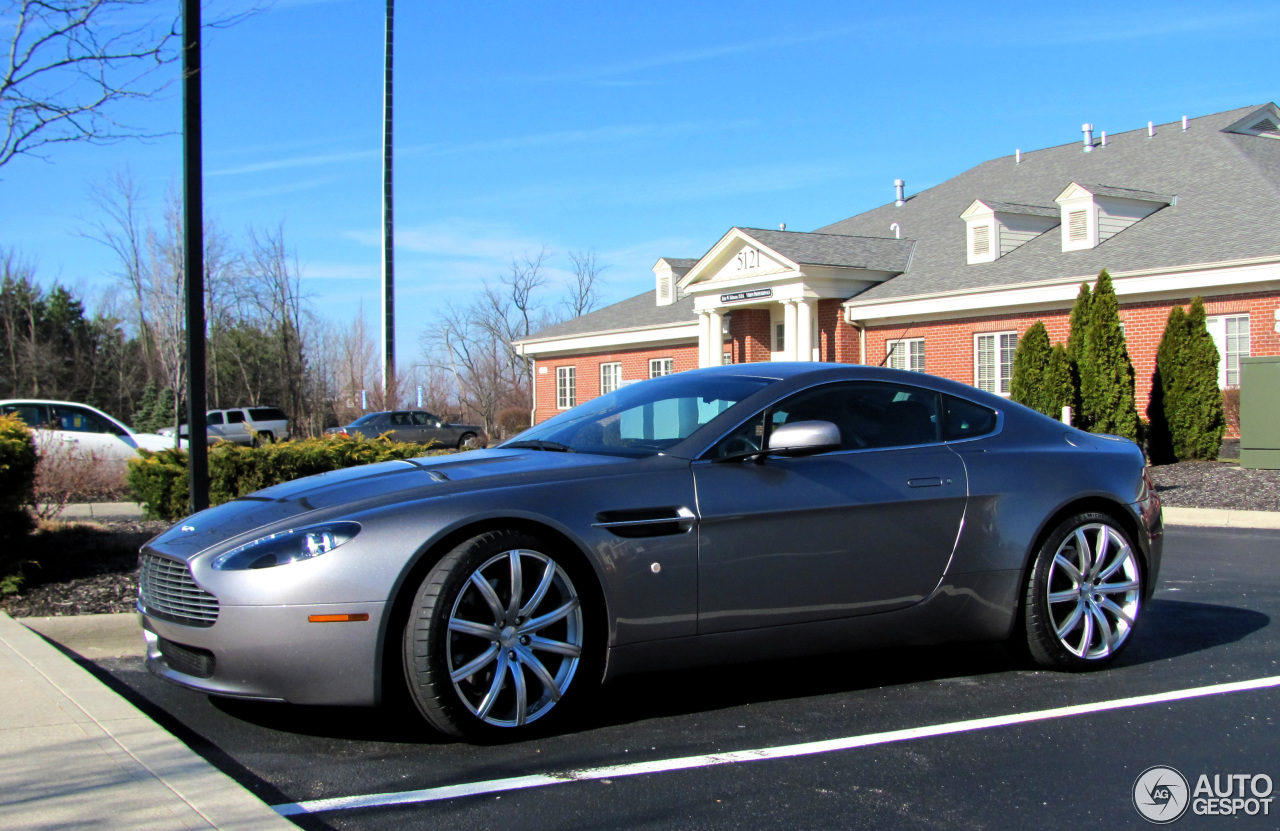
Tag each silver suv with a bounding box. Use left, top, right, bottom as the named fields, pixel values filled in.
left=161, top=407, right=291, bottom=446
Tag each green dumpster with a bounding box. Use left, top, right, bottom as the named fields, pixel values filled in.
left=1240, top=356, right=1280, bottom=470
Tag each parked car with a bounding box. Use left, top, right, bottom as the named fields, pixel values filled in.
left=328, top=410, right=484, bottom=449
left=137, top=364, right=1162, bottom=740
left=158, top=407, right=291, bottom=446
left=0, top=399, right=178, bottom=465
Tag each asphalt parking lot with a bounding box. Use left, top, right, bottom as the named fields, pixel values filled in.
left=90, top=526, right=1279, bottom=830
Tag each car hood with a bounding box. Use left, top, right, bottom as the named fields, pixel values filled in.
left=148, top=448, right=642, bottom=556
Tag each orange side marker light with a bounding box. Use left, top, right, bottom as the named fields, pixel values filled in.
left=308, top=613, right=370, bottom=623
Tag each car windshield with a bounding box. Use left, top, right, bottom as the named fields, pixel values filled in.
left=350, top=413, right=382, bottom=426
left=503, top=373, right=776, bottom=458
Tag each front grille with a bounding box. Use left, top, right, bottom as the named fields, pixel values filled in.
left=139, top=552, right=220, bottom=627
left=158, top=637, right=216, bottom=678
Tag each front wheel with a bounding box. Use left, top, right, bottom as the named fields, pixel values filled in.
left=1024, top=512, right=1143, bottom=671
left=403, top=530, right=592, bottom=738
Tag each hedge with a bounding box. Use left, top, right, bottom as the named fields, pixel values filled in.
left=0, top=414, right=37, bottom=594
left=127, top=434, right=453, bottom=522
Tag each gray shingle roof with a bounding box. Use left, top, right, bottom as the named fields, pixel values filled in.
left=825, top=104, right=1280, bottom=303
left=519, top=289, right=696, bottom=343
left=973, top=200, right=1059, bottom=217
left=1076, top=183, right=1173, bottom=202
left=736, top=228, right=915, bottom=272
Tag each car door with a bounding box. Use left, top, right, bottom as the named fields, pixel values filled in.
left=205, top=411, right=226, bottom=442
left=47, top=404, right=139, bottom=462
left=223, top=409, right=249, bottom=443
left=413, top=411, right=453, bottom=447
left=692, top=380, right=968, bottom=634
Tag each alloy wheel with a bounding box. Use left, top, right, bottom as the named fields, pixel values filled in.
left=1044, top=522, right=1141, bottom=660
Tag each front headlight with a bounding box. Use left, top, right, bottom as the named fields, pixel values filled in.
left=211, top=522, right=361, bottom=571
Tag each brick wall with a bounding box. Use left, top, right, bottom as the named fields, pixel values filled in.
left=860, top=290, right=1280, bottom=415
left=532, top=342, right=698, bottom=423
left=729, top=308, right=771, bottom=363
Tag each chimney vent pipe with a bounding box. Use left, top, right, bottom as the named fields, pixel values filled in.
left=894, top=179, right=905, bottom=207
left=1182, top=115, right=1188, bottom=131
left=1148, top=121, right=1155, bottom=138
left=1082, top=123, right=1094, bottom=152
left=1015, top=149, right=1021, bottom=165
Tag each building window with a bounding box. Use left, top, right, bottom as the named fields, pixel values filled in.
left=775, top=323, right=785, bottom=353
left=975, top=332, right=1017, bottom=395
left=556, top=366, right=576, bottom=409
left=600, top=362, right=622, bottom=395
left=723, top=351, right=733, bottom=365
left=1207, top=314, right=1250, bottom=387
left=649, top=358, right=673, bottom=378
left=887, top=338, right=925, bottom=372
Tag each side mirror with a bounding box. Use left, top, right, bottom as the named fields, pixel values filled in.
left=766, top=420, right=841, bottom=457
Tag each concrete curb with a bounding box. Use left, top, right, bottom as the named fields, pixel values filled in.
left=56, top=502, right=145, bottom=521
left=0, top=612, right=294, bottom=830
left=1161, top=507, right=1280, bottom=530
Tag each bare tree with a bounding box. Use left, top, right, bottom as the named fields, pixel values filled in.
left=565, top=249, right=605, bottom=318
left=1, top=0, right=177, bottom=170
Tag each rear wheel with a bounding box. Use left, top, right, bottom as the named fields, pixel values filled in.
left=1024, top=512, right=1143, bottom=670
left=457, top=432, right=477, bottom=450
left=403, top=530, right=592, bottom=738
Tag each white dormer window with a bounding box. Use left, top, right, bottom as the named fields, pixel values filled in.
left=960, top=200, right=1058, bottom=264
left=1055, top=183, right=1170, bottom=252
left=652, top=258, right=695, bottom=307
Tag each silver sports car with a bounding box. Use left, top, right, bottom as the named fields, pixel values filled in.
left=138, top=364, right=1163, bottom=739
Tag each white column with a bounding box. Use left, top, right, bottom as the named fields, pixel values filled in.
left=707, top=309, right=723, bottom=366
left=783, top=301, right=798, bottom=361
left=697, top=312, right=710, bottom=367
left=796, top=300, right=813, bottom=362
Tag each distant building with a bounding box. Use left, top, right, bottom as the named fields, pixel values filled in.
left=514, top=104, right=1280, bottom=423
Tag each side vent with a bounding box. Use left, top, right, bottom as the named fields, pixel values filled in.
left=593, top=506, right=696, bottom=538
left=1068, top=210, right=1088, bottom=242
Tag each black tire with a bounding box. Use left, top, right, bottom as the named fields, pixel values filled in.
left=457, top=432, right=476, bottom=450
left=402, top=530, right=596, bottom=739
left=1024, top=511, right=1143, bottom=671
left=250, top=431, right=274, bottom=448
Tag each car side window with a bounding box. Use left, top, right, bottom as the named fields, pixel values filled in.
left=942, top=394, right=999, bottom=441
left=391, top=412, right=411, bottom=426
left=226, top=410, right=245, bottom=424
left=207, top=412, right=224, bottom=426
left=1, top=403, right=50, bottom=428
left=412, top=412, right=433, bottom=426
left=711, top=381, right=942, bottom=458
left=50, top=405, right=124, bottom=436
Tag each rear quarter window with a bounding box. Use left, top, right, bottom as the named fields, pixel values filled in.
left=942, top=394, right=999, bottom=441
left=249, top=408, right=287, bottom=421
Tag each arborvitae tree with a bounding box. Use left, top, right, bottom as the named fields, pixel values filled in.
left=1065, top=281, right=1092, bottom=427
left=1148, top=305, right=1189, bottom=464
left=1170, top=298, right=1225, bottom=460
left=1079, top=270, right=1139, bottom=440
left=1011, top=321, right=1054, bottom=416
left=1045, top=343, right=1073, bottom=419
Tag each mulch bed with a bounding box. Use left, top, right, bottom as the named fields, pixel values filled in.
left=3, top=461, right=1278, bottom=618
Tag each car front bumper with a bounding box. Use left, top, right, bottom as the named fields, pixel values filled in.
left=141, top=600, right=387, bottom=706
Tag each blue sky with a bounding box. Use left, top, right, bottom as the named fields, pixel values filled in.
left=2, top=0, right=1277, bottom=362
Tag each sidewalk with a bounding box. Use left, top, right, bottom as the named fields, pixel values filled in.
left=0, top=612, right=294, bottom=830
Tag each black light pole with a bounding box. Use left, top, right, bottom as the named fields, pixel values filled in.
left=182, top=0, right=209, bottom=513
left=381, top=0, right=396, bottom=408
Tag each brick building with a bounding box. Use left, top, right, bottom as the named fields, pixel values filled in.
left=515, top=104, right=1280, bottom=424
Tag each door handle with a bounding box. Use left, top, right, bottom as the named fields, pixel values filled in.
left=907, top=477, right=943, bottom=488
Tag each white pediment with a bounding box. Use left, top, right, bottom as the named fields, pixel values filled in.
left=678, top=229, right=799, bottom=291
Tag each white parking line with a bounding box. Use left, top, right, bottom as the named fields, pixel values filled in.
left=272, top=674, right=1280, bottom=816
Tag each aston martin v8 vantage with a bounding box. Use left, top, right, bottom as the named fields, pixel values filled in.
left=138, top=364, right=1163, bottom=738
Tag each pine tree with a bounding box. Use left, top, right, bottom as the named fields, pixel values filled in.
left=1170, top=298, right=1225, bottom=460
left=1079, top=270, right=1139, bottom=440
left=1011, top=321, right=1054, bottom=416
left=1148, top=305, right=1189, bottom=464
left=1065, top=282, right=1092, bottom=428
left=1046, top=343, right=1073, bottom=420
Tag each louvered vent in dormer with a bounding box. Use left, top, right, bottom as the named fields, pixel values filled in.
left=657, top=273, right=670, bottom=302
left=1251, top=117, right=1280, bottom=137
left=972, top=225, right=990, bottom=256
left=1068, top=211, right=1088, bottom=242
